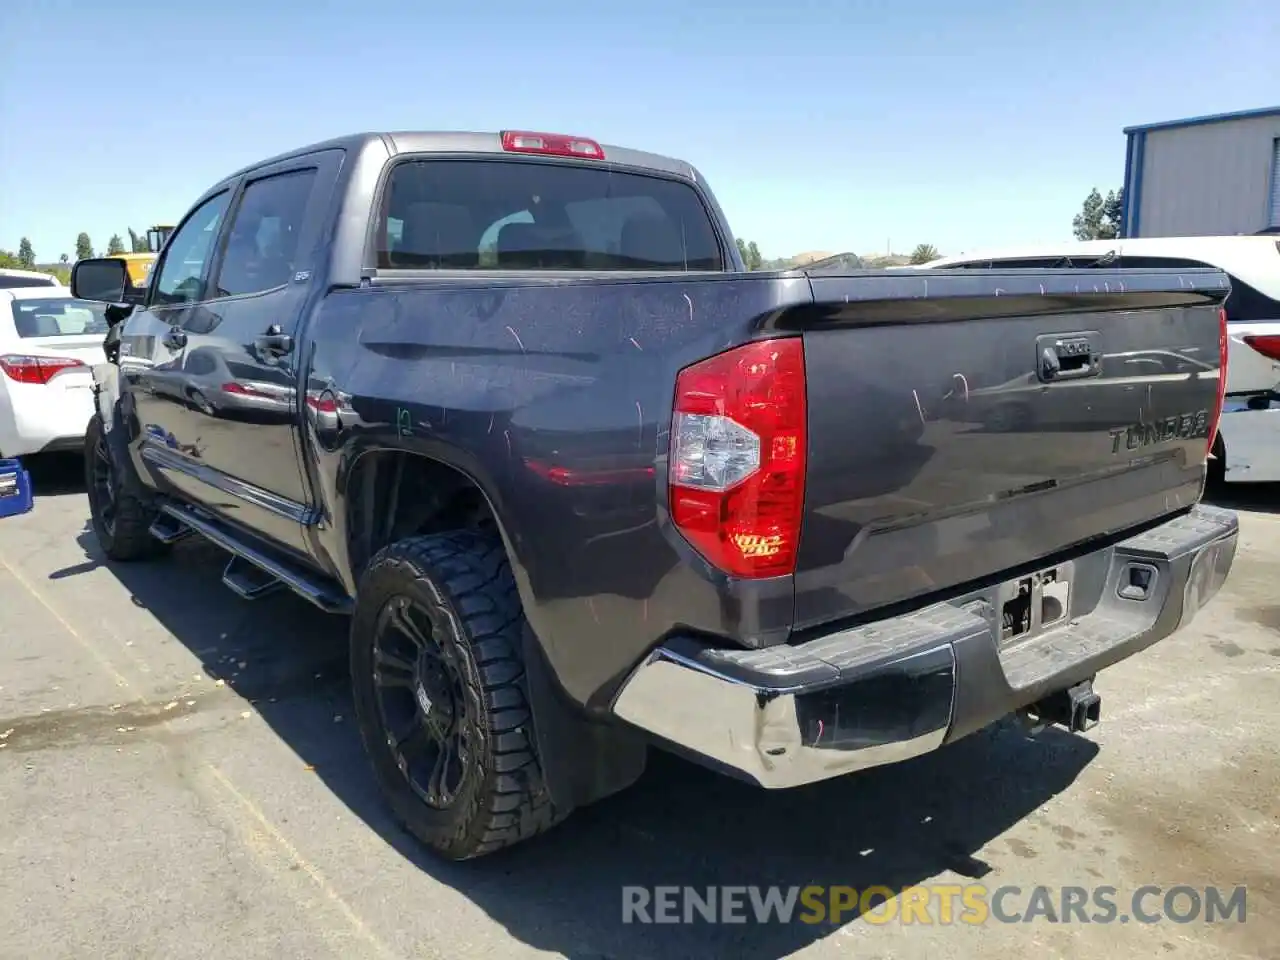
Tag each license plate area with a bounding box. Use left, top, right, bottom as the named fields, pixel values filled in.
left=997, top=562, right=1074, bottom=648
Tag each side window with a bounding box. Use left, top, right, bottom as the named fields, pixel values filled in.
left=1222, top=277, right=1280, bottom=323
left=212, top=169, right=317, bottom=299
left=153, top=192, right=232, bottom=306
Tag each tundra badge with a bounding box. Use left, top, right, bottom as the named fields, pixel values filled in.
left=1109, top=410, right=1209, bottom=454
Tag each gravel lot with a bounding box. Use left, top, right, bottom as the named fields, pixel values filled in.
left=2, top=454, right=1277, bottom=960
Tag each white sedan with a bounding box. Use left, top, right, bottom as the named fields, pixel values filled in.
left=0, top=287, right=108, bottom=459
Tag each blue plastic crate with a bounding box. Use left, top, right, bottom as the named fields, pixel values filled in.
left=0, top=458, right=34, bottom=518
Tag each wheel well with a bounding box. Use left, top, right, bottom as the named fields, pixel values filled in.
left=346, top=451, right=499, bottom=579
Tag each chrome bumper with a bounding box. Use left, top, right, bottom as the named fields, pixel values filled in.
left=612, top=504, right=1239, bottom=788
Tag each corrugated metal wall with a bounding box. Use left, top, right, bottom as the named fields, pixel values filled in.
left=1270, top=138, right=1280, bottom=228
left=1131, top=114, right=1280, bottom=236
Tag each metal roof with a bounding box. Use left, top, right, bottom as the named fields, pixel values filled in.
left=1123, top=105, right=1280, bottom=135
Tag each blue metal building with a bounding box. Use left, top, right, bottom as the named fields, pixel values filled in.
left=1121, top=106, right=1280, bottom=238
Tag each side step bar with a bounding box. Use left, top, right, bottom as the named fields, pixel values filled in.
left=148, top=512, right=192, bottom=545
left=155, top=503, right=352, bottom=614
left=222, top=555, right=284, bottom=600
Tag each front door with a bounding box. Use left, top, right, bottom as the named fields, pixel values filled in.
left=157, top=152, right=341, bottom=554
left=122, top=188, right=233, bottom=480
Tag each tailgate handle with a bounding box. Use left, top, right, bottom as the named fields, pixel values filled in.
left=1038, top=333, right=1101, bottom=383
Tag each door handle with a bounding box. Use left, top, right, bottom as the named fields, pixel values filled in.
left=162, top=327, right=187, bottom=350
left=255, top=327, right=294, bottom=358
left=1036, top=332, right=1101, bottom=383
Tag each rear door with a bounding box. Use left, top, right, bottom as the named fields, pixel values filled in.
left=160, top=150, right=342, bottom=553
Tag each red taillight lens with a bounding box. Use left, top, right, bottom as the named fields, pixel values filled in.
left=500, top=130, right=605, bottom=160
left=221, top=381, right=272, bottom=398
left=668, top=338, right=807, bottom=579
left=1242, top=333, right=1280, bottom=362
left=0, top=354, right=85, bottom=384
left=1206, top=307, right=1229, bottom=459
left=306, top=394, right=338, bottom=414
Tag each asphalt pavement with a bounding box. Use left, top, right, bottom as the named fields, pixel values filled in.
left=1, top=454, right=1277, bottom=959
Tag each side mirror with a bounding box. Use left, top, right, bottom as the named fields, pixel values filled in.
left=71, top=257, right=144, bottom=305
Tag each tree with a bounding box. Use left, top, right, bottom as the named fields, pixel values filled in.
left=736, top=237, right=763, bottom=270
left=909, top=243, right=940, bottom=264
left=0, top=250, right=22, bottom=269
left=1072, top=187, right=1124, bottom=240
left=17, top=237, right=35, bottom=268
left=128, top=228, right=149, bottom=253
left=59, top=253, right=69, bottom=264
left=1102, top=189, right=1124, bottom=237
left=107, top=234, right=126, bottom=255
left=76, top=233, right=94, bottom=261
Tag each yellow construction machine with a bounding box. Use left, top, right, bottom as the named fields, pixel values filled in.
left=114, top=225, right=174, bottom=287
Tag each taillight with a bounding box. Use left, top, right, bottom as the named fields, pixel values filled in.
left=1241, top=334, right=1280, bottom=362
left=1206, top=307, right=1229, bottom=459
left=0, top=354, right=85, bottom=384
left=221, top=382, right=272, bottom=398
left=668, top=338, right=807, bottom=579
left=500, top=130, right=605, bottom=160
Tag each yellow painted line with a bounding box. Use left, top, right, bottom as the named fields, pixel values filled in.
left=0, top=554, right=142, bottom=698
left=206, top=765, right=402, bottom=960
left=2, top=552, right=399, bottom=957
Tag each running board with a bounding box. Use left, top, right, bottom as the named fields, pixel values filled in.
left=157, top=503, right=352, bottom=614
left=148, top=512, right=193, bottom=545
left=222, top=555, right=284, bottom=600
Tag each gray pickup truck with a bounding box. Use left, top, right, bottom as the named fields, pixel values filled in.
left=70, top=129, right=1238, bottom=861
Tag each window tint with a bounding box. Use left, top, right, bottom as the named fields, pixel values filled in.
left=10, top=298, right=109, bottom=338
left=1222, top=277, right=1280, bottom=322
left=213, top=169, right=317, bottom=298
left=0, top=274, right=58, bottom=289
left=153, top=192, right=231, bottom=306
left=377, top=159, right=724, bottom=271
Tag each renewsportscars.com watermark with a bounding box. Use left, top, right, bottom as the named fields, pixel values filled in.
left=621, top=884, right=1248, bottom=926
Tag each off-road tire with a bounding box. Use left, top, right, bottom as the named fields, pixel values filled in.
left=350, top=530, right=565, bottom=860
left=84, top=410, right=168, bottom=562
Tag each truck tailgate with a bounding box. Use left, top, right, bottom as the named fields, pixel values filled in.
left=791, top=268, right=1229, bottom=631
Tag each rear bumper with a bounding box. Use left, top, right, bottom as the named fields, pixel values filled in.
left=612, top=504, right=1238, bottom=788
left=0, top=379, right=95, bottom=458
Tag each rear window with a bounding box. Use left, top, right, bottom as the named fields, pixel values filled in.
left=0, top=274, right=58, bottom=289
left=376, top=159, right=724, bottom=271
left=9, top=298, right=109, bottom=338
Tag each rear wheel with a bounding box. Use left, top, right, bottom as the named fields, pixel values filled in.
left=84, top=411, right=168, bottom=562
left=350, top=530, right=565, bottom=860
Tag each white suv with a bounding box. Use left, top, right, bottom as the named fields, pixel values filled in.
left=0, top=287, right=108, bottom=459
left=921, top=236, right=1280, bottom=484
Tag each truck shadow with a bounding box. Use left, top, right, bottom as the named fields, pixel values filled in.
left=65, top=524, right=1099, bottom=960
left=1203, top=480, right=1280, bottom=515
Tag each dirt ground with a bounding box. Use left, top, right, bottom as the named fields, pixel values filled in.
left=2, top=455, right=1277, bottom=959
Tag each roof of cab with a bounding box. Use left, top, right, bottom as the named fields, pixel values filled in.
left=216, top=131, right=699, bottom=188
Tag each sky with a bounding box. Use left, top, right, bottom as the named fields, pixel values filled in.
left=2, top=0, right=1278, bottom=262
